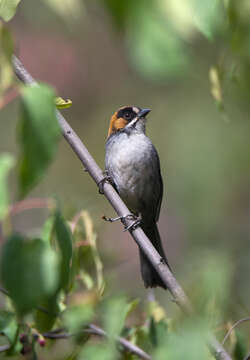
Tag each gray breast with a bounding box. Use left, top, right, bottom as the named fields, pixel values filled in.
left=105, top=132, right=162, bottom=218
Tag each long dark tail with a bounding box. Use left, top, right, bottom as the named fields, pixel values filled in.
left=139, top=223, right=170, bottom=289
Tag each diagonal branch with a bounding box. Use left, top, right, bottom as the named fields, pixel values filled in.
left=44, top=325, right=152, bottom=360
left=12, top=55, right=232, bottom=360
left=12, top=55, right=190, bottom=311
left=87, top=324, right=152, bottom=360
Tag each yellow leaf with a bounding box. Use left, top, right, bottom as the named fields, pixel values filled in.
left=55, top=96, right=72, bottom=109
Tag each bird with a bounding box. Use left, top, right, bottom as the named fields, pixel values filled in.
left=104, top=105, right=170, bottom=289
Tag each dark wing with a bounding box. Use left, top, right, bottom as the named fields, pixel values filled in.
left=140, top=144, right=163, bottom=223
left=153, top=148, right=163, bottom=222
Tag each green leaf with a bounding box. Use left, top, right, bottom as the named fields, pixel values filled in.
left=189, top=0, right=226, bottom=40
left=154, top=321, right=210, bottom=360
left=54, top=211, right=73, bottom=290
left=128, top=6, right=189, bottom=79
left=0, top=154, right=14, bottom=220
left=149, top=317, right=168, bottom=348
left=17, top=83, right=60, bottom=198
left=34, top=297, right=60, bottom=332
left=0, top=234, right=60, bottom=314
left=103, top=297, right=128, bottom=338
left=233, top=330, right=248, bottom=360
left=41, top=215, right=55, bottom=244
left=0, top=22, right=14, bottom=97
left=79, top=344, right=114, bottom=360
left=0, top=0, right=21, bottom=21
left=62, top=304, right=94, bottom=334
left=0, top=310, right=18, bottom=344
left=133, top=325, right=152, bottom=354
left=0, top=310, right=21, bottom=355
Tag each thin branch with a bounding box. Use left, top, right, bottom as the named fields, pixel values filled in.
left=0, top=344, right=10, bottom=352
left=222, top=317, right=250, bottom=346
left=9, top=198, right=55, bottom=216
left=0, top=324, right=151, bottom=359
left=43, top=324, right=152, bottom=360
left=43, top=331, right=71, bottom=339
left=87, top=324, right=152, bottom=360
left=12, top=55, right=232, bottom=360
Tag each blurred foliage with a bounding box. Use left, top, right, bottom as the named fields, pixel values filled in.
left=233, top=330, right=248, bottom=360
left=1, top=234, right=60, bottom=314
left=0, top=0, right=21, bottom=21
left=43, top=0, right=85, bottom=23
left=0, top=0, right=250, bottom=359
left=0, top=21, right=13, bottom=98
left=0, top=154, right=14, bottom=220
left=17, top=83, right=60, bottom=198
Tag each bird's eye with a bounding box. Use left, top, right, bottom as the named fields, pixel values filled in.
left=124, top=112, right=131, bottom=120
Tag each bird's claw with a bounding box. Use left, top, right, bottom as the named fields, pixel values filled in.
left=98, top=171, right=112, bottom=194
left=123, top=214, right=142, bottom=231
left=102, top=213, right=141, bottom=231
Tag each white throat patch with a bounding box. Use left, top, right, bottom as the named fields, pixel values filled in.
left=126, top=115, right=141, bottom=129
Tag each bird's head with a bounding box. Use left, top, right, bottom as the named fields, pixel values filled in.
left=107, top=106, right=151, bottom=138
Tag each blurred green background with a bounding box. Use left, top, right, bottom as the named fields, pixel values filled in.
left=1, top=0, right=250, bottom=324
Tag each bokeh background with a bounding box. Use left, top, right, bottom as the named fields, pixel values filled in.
left=1, top=0, right=250, bottom=325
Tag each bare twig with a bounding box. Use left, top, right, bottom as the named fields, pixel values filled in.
left=43, top=330, right=71, bottom=339
left=0, top=324, right=151, bottom=359
left=12, top=55, right=232, bottom=360
left=87, top=324, right=152, bottom=360
left=9, top=198, right=54, bottom=216
left=0, top=344, right=10, bottom=352
left=222, top=317, right=250, bottom=346
left=43, top=325, right=152, bottom=360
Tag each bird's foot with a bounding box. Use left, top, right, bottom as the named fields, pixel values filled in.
left=98, top=170, right=112, bottom=194
left=123, top=214, right=142, bottom=231
left=102, top=213, right=141, bottom=231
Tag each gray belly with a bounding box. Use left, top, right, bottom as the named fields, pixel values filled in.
left=105, top=132, right=159, bottom=215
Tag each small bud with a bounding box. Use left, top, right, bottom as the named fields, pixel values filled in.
left=38, top=337, right=46, bottom=347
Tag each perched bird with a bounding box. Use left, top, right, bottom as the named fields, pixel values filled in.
left=105, top=105, right=169, bottom=289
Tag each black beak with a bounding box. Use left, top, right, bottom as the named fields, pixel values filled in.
left=138, top=108, right=151, bottom=119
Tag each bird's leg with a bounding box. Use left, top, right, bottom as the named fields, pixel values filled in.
left=102, top=213, right=142, bottom=231
left=102, top=215, right=124, bottom=222
left=98, top=170, right=112, bottom=194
